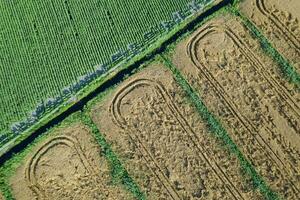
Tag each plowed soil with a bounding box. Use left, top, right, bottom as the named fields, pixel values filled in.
left=171, top=14, right=300, bottom=199
left=10, top=123, right=132, bottom=200
left=239, top=0, right=300, bottom=72
left=90, top=63, right=263, bottom=199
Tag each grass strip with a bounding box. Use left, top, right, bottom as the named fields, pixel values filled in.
left=0, top=165, right=14, bottom=199
left=161, top=55, right=280, bottom=200
left=230, top=5, right=300, bottom=87
left=81, top=113, right=146, bottom=200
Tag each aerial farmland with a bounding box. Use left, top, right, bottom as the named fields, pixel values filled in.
left=0, top=0, right=299, bottom=200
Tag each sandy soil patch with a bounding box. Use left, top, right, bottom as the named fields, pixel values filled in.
left=171, top=14, right=300, bottom=199
left=240, top=0, right=300, bottom=72
left=10, top=123, right=132, bottom=200
left=90, top=63, right=263, bottom=199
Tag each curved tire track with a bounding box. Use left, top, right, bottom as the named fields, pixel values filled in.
left=25, top=135, right=96, bottom=199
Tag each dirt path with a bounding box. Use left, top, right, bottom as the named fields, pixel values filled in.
left=240, top=0, right=300, bottom=72
left=90, top=63, right=262, bottom=199
left=171, top=14, right=300, bottom=199
left=9, top=123, right=132, bottom=200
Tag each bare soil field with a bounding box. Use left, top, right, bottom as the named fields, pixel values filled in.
left=9, top=123, right=132, bottom=200
left=171, top=14, right=300, bottom=199
left=239, top=0, right=300, bottom=72
left=90, top=63, right=263, bottom=199
left=0, top=193, right=4, bottom=200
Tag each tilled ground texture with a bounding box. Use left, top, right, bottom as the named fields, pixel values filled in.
left=90, top=63, right=263, bottom=199
left=239, top=0, right=300, bottom=72
left=9, top=122, right=132, bottom=200
left=170, top=13, right=300, bottom=199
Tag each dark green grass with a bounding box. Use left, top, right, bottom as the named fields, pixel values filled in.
left=161, top=55, right=280, bottom=200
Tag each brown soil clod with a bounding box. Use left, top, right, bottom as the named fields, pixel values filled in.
left=10, top=123, right=132, bottom=200
left=171, top=13, right=300, bottom=199
left=240, top=0, right=300, bottom=72
left=90, top=64, right=263, bottom=199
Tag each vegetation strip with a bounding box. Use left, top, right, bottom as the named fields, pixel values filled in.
left=230, top=4, right=300, bottom=87
left=0, top=163, right=14, bottom=199
left=160, top=55, right=280, bottom=200
left=81, top=114, right=146, bottom=200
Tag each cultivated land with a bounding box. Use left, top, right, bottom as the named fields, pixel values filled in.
left=239, top=0, right=300, bottom=73
left=5, top=115, right=135, bottom=200
left=1, top=0, right=300, bottom=199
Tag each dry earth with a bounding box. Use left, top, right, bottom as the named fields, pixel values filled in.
left=240, top=0, right=300, bottom=72
left=9, top=123, right=132, bottom=200
left=171, top=13, right=300, bottom=199
left=90, top=63, right=263, bottom=199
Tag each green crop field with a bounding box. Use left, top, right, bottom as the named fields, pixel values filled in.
left=0, top=0, right=215, bottom=148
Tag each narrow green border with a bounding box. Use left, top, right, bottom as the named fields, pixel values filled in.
left=81, top=114, right=146, bottom=200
